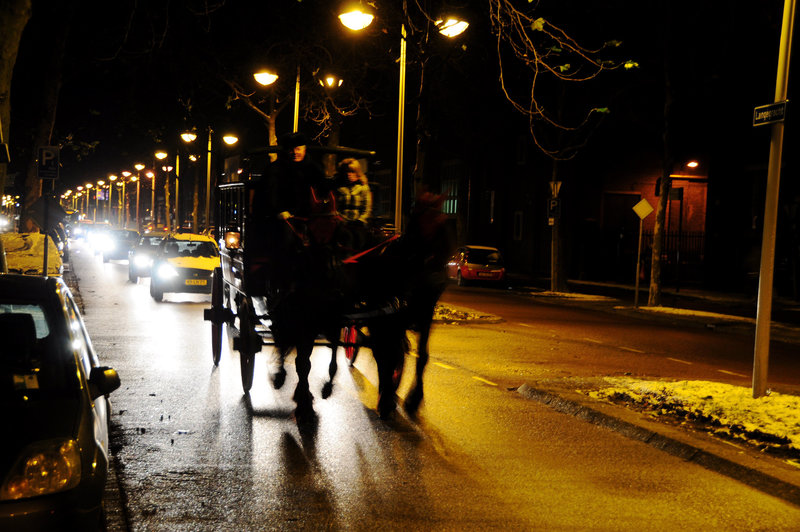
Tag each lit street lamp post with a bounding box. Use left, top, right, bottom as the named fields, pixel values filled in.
left=339, top=8, right=467, bottom=232
left=134, top=164, right=145, bottom=229
left=108, top=175, right=118, bottom=224
left=147, top=171, right=155, bottom=228
left=155, top=151, right=168, bottom=229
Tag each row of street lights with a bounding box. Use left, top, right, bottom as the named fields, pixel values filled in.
left=63, top=6, right=467, bottom=233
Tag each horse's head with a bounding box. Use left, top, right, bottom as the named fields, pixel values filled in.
left=410, top=191, right=447, bottom=241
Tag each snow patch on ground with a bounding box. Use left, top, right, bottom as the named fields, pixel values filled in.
left=585, top=377, right=800, bottom=461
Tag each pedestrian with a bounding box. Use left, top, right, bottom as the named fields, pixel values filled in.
left=335, top=158, right=372, bottom=250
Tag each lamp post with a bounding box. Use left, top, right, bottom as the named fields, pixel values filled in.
left=155, top=151, right=168, bottom=229
left=254, top=67, right=301, bottom=133
left=95, top=181, right=104, bottom=222
left=120, top=171, right=132, bottom=227
left=339, top=7, right=467, bottom=232
left=108, top=175, right=117, bottom=225
left=134, top=163, right=145, bottom=229
left=84, top=184, right=92, bottom=217
left=162, top=165, right=174, bottom=231
left=146, top=171, right=155, bottom=229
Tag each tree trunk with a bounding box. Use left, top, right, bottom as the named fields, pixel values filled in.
left=648, top=5, right=674, bottom=307
left=0, top=0, right=32, bottom=195
left=550, top=160, right=567, bottom=292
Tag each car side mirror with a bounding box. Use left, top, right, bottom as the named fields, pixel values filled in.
left=89, top=366, right=121, bottom=399
left=224, top=231, right=241, bottom=250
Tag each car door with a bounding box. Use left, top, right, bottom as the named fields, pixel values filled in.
left=63, top=291, right=111, bottom=456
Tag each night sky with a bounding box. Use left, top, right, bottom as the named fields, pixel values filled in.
left=6, top=1, right=797, bottom=198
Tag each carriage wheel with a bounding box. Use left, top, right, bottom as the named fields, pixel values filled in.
left=210, top=267, right=224, bottom=366
left=342, top=325, right=360, bottom=366
left=237, top=298, right=260, bottom=393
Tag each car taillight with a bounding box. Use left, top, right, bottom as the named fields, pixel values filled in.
left=0, top=439, right=81, bottom=500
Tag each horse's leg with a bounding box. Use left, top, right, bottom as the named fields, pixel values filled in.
left=405, top=303, right=435, bottom=415
left=321, top=328, right=339, bottom=399
left=375, top=321, right=405, bottom=419
left=292, top=336, right=315, bottom=418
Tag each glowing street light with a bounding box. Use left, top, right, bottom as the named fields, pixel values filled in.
left=134, top=163, right=145, bottom=228
left=146, top=171, right=156, bottom=227
left=254, top=66, right=300, bottom=132
left=339, top=7, right=468, bottom=232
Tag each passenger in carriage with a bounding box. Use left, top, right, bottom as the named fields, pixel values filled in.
left=335, top=158, right=372, bottom=251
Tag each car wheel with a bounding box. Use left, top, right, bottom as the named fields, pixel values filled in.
left=457, top=270, right=467, bottom=287
left=128, top=266, right=137, bottom=283
left=103, top=254, right=110, bottom=263
left=150, top=279, right=163, bottom=302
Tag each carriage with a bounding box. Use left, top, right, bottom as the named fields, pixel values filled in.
left=203, top=144, right=449, bottom=418
left=203, top=145, right=380, bottom=392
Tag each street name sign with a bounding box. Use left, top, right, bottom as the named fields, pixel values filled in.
left=753, top=101, right=788, bottom=127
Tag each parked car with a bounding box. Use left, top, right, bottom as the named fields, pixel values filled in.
left=97, top=229, right=140, bottom=263
left=446, top=245, right=506, bottom=286
left=128, top=231, right=168, bottom=282
left=0, top=274, right=121, bottom=530
left=149, top=233, right=220, bottom=301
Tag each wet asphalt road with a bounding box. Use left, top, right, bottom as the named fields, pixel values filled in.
left=68, top=241, right=800, bottom=531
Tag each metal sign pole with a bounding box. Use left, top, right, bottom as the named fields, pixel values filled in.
left=753, top=0, right=796, bottom=398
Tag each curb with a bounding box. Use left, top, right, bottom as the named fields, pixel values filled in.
left=516, top=383, right=800, bottom=507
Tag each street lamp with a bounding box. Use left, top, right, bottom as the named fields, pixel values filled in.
left=254, top=66, right=301, bottom=132
left=339, top=7, right=468, bottom=232
left=108, top=175, right=118, bottom=225
left=134, top=163, right=145, bottom=229
left=95, top=180, right=105, bottom=222
left=146, top=171, right=156, bottom=229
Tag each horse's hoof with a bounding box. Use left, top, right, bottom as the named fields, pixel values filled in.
left=378, top=395, right=396, bottom=420
left=404, top=388, right=423, bottom=416
left=321, top=382, right=333, bottom=399
left=271, top=367, right=286, bottom=390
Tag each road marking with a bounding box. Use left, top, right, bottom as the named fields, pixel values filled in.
left=667, top=357, right=692, bottom=365
left=583, top=338, right=603, bottom=344
left=718, top=369, right=748, bottom=378
left=620, top=346, right=645, bottom=353
left=433, top=362, right=455, bottom=370
left=472, top=376, right=498, bottom=386
left=518, top=322, right=534, bottom=327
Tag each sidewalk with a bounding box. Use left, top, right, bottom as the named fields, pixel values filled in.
left=505, top=273, right=800, bottom=345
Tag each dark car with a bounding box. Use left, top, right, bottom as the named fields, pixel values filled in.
left=98, top=229, right=140, bottom=263
left=128, top=231, right=168, bottom=282
left=149, top=232, right=220, bottom=301
left=0, top=275, right=120, bottom=530
left=446, top=245, right=506, bottom=286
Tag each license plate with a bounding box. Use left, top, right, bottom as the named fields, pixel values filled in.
left=477, top=272, right=495, bottom=278
left=185, top=279, right=207, bottom=286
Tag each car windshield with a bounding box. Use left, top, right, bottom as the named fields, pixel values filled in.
left=141, top=236, right=163, bottom=247
left=165, top=240, right=217, bottom=258
left=0, top=302, right=77, bottom=401
left=467, top=249, right=503, bottom=265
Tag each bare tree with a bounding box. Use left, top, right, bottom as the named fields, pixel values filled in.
left=488, top=0, right=635, bottom=291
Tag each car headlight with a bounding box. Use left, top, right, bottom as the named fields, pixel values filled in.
left=157, top=263, right=179, bottom=279
left=134, top=254, right=153, bottom=268
left=0, top=439, right=81, bottom=500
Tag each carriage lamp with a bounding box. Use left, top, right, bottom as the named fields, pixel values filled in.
left=224, top=231, right=241, bottom=250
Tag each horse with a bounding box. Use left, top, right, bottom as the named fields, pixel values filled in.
left=344, top=191, right=451, bottom=418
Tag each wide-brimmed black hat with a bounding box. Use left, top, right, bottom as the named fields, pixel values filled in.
left=278, top=132, right=308, bottom=149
